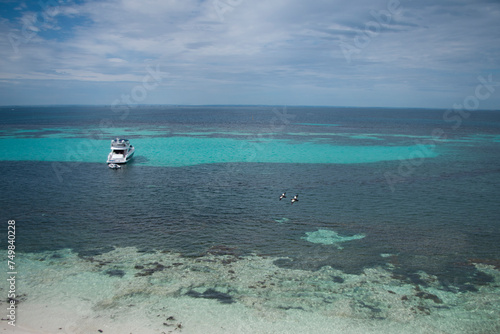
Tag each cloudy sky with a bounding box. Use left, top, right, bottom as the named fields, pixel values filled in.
left=1, top=0, right=499, bottom=108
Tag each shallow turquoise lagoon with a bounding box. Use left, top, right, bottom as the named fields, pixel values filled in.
left=0, top=136, right=438, bottom=166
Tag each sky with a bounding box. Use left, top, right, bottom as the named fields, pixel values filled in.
left=0, top=0, right=499, bottom=109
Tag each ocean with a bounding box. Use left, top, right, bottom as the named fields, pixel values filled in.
left=0, top=105, right=499, bottom=333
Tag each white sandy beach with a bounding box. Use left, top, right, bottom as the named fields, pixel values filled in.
left=1, top=325, right=47, bottom=334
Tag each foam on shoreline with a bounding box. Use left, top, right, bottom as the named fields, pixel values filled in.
left=1, top=247, right=499, bottom=334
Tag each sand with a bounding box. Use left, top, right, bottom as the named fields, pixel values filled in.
left=1, top=248, right=499, bottom=334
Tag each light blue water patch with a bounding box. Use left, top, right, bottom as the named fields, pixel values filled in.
left=463, top=134, right=500, bottom=143
left=0, top=136, right=439, bottom=166
left=302, top=229, right=366, bottom=249
left=294, top=123, right=340, bottom=127
left=0, top=138, right=107, bottom=162
left=176, top=131, right=268, bottom=137
left=348, top=135, right=383, bottom=141
left=285, top=132, right=343, bottom=137
left=287, top=133, right=386, bottom=141
left=432, top=134, right=500, bottom=145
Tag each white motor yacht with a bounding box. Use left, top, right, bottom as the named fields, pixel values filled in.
left=107, top=138, right=135, bottom=164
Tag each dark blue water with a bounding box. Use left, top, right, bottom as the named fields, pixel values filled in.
left=1, top=106, right=500, bottom=289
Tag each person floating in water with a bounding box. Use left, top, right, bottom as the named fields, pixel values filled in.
left=291, top=194, right=299, bottom=205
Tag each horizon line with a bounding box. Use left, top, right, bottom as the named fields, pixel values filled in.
left=1, top=104, right=499, bottom=111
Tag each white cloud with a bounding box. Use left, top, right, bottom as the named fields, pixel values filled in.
left=107, top=57, right=127, bottom=63
left=0, top=0, right=499, bottom=107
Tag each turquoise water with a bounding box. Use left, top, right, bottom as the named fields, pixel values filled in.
left=302, top=229, right=366, bottom=249
left=0, top=136, right=438, bottom=166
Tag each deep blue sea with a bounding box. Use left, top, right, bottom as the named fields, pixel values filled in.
left=1, top=106, right=499, bottom=333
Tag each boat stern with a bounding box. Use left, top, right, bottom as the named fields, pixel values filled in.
left=107, top=152, right=127, bottom=164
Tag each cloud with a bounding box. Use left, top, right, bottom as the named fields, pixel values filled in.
left=0, top=0, right=499, bottom=108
